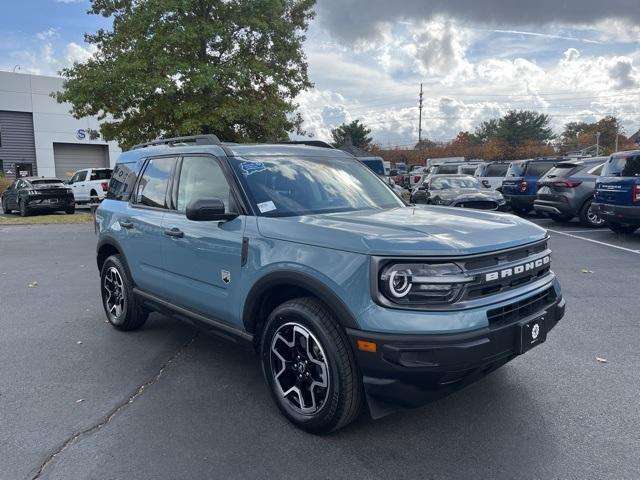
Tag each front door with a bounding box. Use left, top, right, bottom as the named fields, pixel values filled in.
left=121, top=156, right=178, bottom=294
left=69, top=170, right=89, bottom=202
left=161, top=155, right=245, bottom=326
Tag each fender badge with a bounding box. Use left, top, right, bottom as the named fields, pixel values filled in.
left=221, top=270, right=231, bottom=284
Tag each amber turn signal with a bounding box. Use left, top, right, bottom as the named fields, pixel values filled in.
left=357, top=340, right=377, bottom=353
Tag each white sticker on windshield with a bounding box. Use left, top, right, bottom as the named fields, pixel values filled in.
left=257, top=201, right=276, bottom=213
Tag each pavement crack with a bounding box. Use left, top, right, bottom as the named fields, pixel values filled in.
left=30, top=335, right=197, bottom=480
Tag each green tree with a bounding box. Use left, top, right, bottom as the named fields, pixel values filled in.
left=54, top=0, right=316, bottom=148
left=331, top=120, right=373, bottom=149
left=475, top=110, right=554, bottom=147
left=560, top=116, right=625, bottom=154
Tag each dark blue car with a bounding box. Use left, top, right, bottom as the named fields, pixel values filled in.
left=593, top=151, right=640, bottom=234
left=502, top=158, right=558, bottom=215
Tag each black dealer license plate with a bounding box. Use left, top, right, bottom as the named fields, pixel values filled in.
left=517, top=315, right=546, bottom=354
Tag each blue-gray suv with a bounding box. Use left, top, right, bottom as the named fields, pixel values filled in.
left=96, top=135, right=565, bottom=433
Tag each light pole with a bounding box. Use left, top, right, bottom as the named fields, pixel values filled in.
left=12, top=65, right=20, bottom=72
left=596, top=131, right=601, bottom=156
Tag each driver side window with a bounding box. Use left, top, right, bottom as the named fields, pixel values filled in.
left=177, top=156, right=236, bottom=213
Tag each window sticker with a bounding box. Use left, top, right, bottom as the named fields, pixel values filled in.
left=240, top=161, right=266, bottom=176
left=257, top=200, right=277, bottom=213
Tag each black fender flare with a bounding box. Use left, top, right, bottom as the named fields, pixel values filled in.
left=242, top=271, right=360, bottom=333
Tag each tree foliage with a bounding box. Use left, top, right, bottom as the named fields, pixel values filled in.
left=330, top=120, right=373, bottom=149
left=560, top=116, right=633, bottom=155
left=475, top=110, right=554, bottom=147
left=55, top=0, right=316, bottom=148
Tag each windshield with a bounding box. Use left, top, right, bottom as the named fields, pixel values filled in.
left=459, top=165, right=478, bottom=175
left=431, top=176, right=480, bottom=190
left=30, top=179, right=64, bottom=186
left=436, top=164, right=461, bottom=174
left=602, top=155, right=640, bottom=177
left=231, top=155, right=404, bottom=217
left=543, top=164, right=577, bottom=179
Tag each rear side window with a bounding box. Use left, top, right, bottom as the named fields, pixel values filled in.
left=361, top=159, right=385, bottom=176
left=506, top=162, right=524, bottom=177
left=485, top=163, right=509, bottom=177
left=90, top=169, right=112, bottom=181
left=107, top=163, right=138, bottom=201
left=602, top=155, right=640, bottom=177
left=524, top=162, right=555, bottom=177
left=459, top=166, right=478, bottom=175
left=134, top=157, right=177, bottom=208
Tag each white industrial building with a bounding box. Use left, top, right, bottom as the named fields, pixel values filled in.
left=0, top=70, right=120, bottom=179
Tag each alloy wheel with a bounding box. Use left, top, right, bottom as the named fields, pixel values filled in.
left=586, top=204, right=605, bottom=226
left=103, top=267, right=126, bottom=322
left=270, top=322, right=330, bottom=415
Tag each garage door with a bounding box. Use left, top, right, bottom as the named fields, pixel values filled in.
left=53, top=143, right=109, bottom=179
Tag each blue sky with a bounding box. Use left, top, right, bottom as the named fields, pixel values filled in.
left=2, top=0, right=640, bottom=145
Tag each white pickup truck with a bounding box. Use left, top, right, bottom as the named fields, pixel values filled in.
left=67, top=168, right=112, bottom=204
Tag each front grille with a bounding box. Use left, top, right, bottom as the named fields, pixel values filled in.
left=455, top=201, right=497, bottom=210
left=487, top=287, right=556, bottom=326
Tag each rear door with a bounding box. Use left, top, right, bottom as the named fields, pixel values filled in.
left=160, top=154, right=246, bottom=324
left=69, top=170, right=88, bottom=202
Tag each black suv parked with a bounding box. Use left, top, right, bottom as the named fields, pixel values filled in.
left=533, top=157, right=607, bottom=227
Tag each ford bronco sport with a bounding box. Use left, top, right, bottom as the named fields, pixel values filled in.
left=96, top=135, right=565, bottom=433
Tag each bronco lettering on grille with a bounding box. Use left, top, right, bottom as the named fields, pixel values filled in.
left=485, top=255, right=550, bottom=282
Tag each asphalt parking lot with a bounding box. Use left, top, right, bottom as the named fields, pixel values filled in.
left=1, top=219, right=639, bottom=480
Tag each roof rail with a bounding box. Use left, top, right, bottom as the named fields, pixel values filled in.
left=278, top=140, right=335, bottom=149
left=131, top=134, right=221, bottom=150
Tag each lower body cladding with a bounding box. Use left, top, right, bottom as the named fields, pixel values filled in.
left=592, top=202, right=640, bottom=226
left=347, top=287, right=565, bottom=418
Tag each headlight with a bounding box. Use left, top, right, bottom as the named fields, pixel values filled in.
left=379, top=262, right=473, bottom=305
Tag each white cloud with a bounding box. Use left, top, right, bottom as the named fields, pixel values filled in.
left=64, top=42, right=97, bottom=64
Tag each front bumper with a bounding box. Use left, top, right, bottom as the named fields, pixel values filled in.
left=504, top=194, right=537, bottom=210
left=347, top=292, right=565, bottom=412
left=592, top=202, right=640, bottom=225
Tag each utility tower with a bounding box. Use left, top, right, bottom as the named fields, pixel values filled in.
left=418, top=83, right=423, bottom=144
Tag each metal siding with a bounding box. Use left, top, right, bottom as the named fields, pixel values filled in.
left=0, top=111, right=37, bottom=178
left=53, top=143, right=109, bottom=179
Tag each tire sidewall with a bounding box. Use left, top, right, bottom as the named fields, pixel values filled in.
left=581, top=199, right=604, bottom=228
left=100, top=256, right=131, bottom=327
left=260, top=304, right=346, bottom=433
left=19, top=200, right=28, bottom=217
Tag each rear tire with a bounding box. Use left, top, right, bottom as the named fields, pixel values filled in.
left=260, top=297, right=363, bottom=434
left=1, top=199, right=10, bottom=214
left=578, top=199, right=605, bottom=228
left=100, top=255, right=149, bottom=331
left=65, top=206, right=76, bottom=215
left=19, top=200, right=29, bottom=217
left=606, top=222, right=639, bottom=234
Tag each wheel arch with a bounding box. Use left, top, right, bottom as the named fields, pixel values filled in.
left=242, top=271, right=360, bottom=340
left=97, top=236, right=125, bottom=272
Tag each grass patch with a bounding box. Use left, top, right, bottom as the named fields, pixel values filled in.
left=0, top=212, right=94, bottom=225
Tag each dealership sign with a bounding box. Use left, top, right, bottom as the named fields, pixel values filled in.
left=76, top=129, right=87, bottom=140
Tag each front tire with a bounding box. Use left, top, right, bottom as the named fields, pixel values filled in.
left=607, top=222, right=639, bottom=234
left=65, top=205, right=76, bottom=214
left=19, top=200, right=29, bottom=217
left=261, top=297, right=363, bottom=434
left=1, top=199, right=10, bottom=214
left=100, top=255, right=148, bottom=331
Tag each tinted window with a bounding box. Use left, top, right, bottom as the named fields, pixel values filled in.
left=107, top=163, right=138, bottom=201
left=231, top=155, right=403, bottom=217
left=602, top=155, right=640, bottom=177
left=177, top=156, right=235, bottom=212
left=543, top=164, right=577, bottom=179
left=524, top=162, right=555, bottom=177
left=90, top=169, right=112, bottom=181
left=437, top=164, right=460, bottom=174
left=31, top=179, right=64, bottom=185
left=485, top=163, right=509, bottom=177
left=587, top=163, right=604, bottom=176
left=135, top=157, right=176, bottom=208
left=506, top=162, right=524, bottom=177
left=361, top=159, right=385, bottom=175
left=459, top=166, right=478, bottom=175
left=70, top=171, right=86, bottom=184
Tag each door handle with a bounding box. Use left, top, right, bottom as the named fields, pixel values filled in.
left=119, top=220, right=134, bottom=229
left=164, top=228, right=184, bottom=238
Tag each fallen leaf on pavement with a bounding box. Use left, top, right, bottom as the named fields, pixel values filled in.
left=27, top=281, right=38, bottom=288
left=596, top=357, right=607, bottom=363
left=581, top=268, right=594, bottom=274
left=77, top=341, right=83, bottom=345
left=75, top=399, right=84, bottom=404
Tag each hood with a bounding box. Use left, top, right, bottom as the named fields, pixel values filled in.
left=434, top=188, right=503, bottom=202
left=257, top=206, right=547, bottom=256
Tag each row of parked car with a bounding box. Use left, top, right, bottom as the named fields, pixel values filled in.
left=0, top=168, right=112, bottom=216
left=383, top=152, right=640, bottom=234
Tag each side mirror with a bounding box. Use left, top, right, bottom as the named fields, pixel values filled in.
left=185, top=197, right=238, bottom=222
